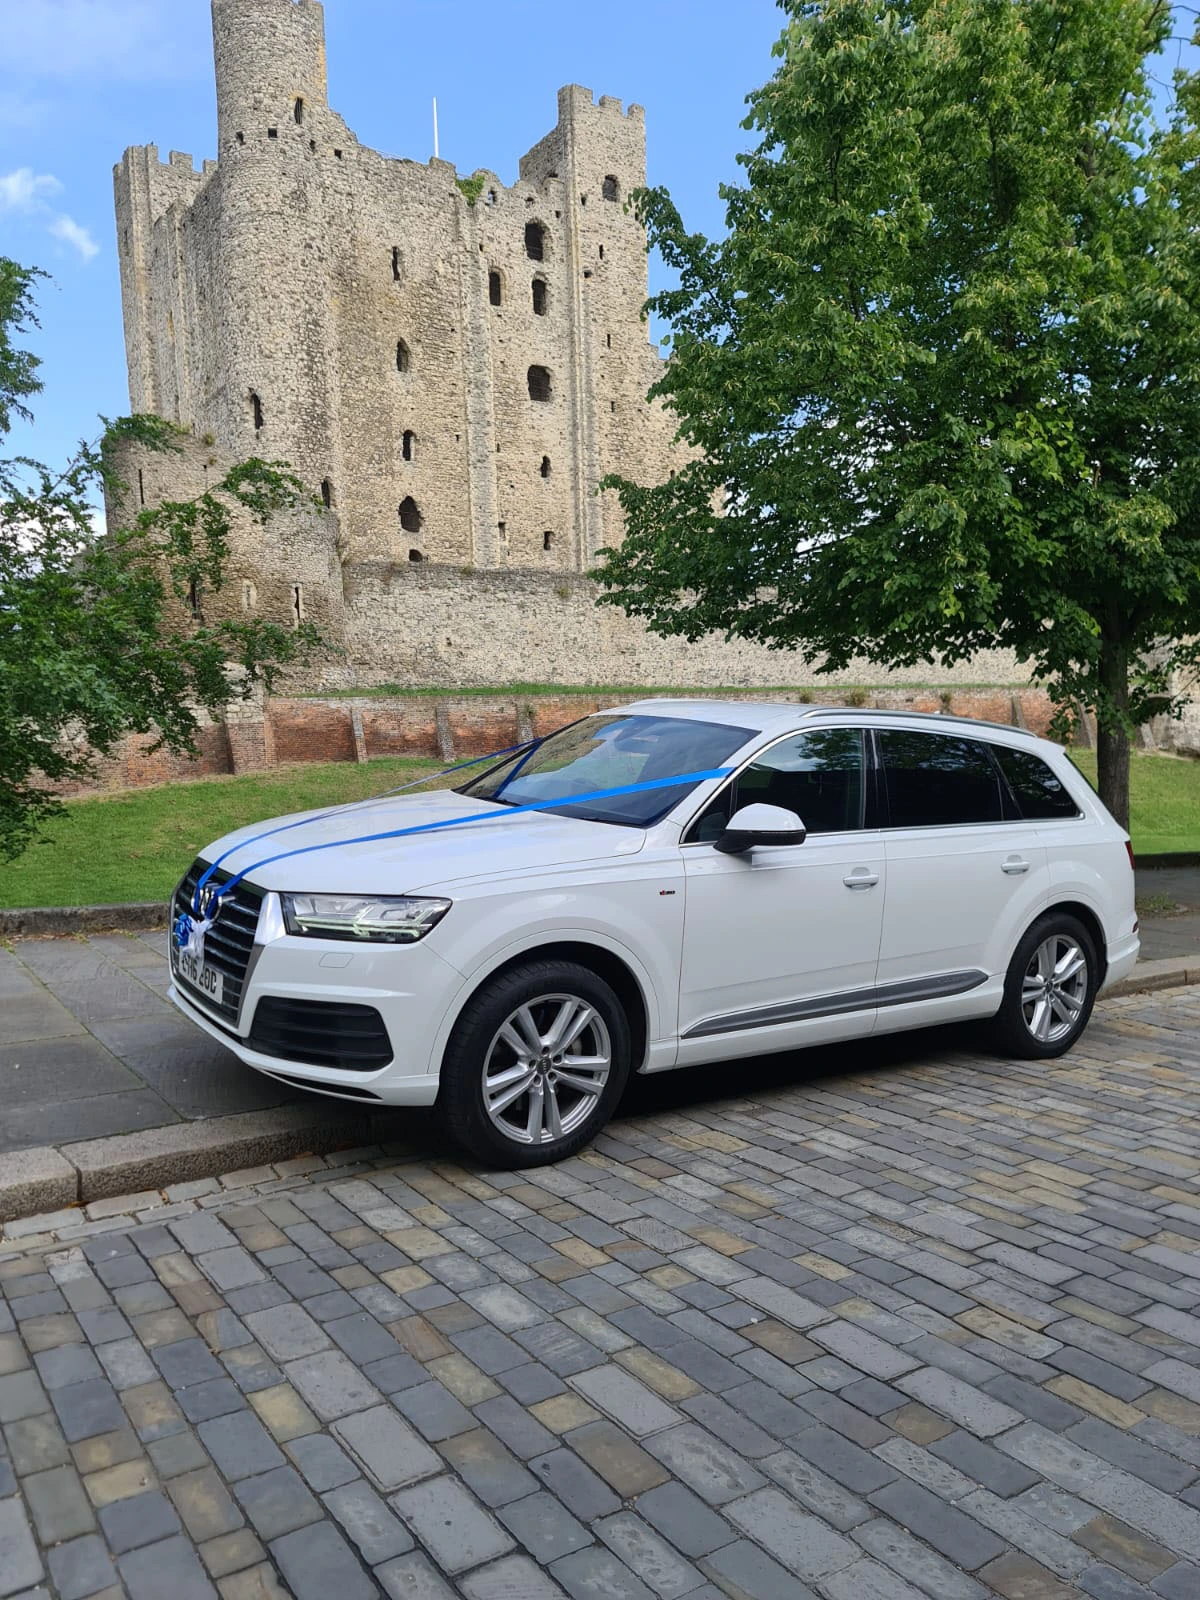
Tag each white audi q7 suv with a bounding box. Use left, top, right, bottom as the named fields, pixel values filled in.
left=169, top=701, right=1139, bottom=1166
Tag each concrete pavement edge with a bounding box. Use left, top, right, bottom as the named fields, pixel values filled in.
left=0, top=903, right=168, bottom=937
left=1105, top=955, right=1198, bottom=998
left=0, top=1101, right=394, bottom=1222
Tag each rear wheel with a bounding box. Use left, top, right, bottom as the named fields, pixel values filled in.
left=437, top=959, right=632, bottom=1167
left=989, top=912, right=1098, bottom=1059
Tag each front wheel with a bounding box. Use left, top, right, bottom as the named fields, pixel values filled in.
left=989, top=912, right=1099, bottom=1060
left=437, top=959, right=632, bottom=1167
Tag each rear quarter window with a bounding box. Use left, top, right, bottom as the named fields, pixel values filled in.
left=993, top=745, right=1082, bottom=820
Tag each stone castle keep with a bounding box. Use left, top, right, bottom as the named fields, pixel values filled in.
left=110, top=0, right=1022, bottom=691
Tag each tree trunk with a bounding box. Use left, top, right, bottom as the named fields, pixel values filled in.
left=1096, top=636, right=1131, bottom=832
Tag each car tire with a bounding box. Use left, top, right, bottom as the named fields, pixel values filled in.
left=989, top=911, right=1099, bottom=1060
left=437, top=958, right=633, bottom=1167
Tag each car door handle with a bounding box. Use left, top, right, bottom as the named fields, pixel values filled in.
left=1001, top=856, right=1030, bottom=875
left=843, top=870, right=879, bottom=889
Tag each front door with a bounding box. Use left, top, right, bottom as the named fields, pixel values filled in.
left=675, top=727, right=886, bottom=1066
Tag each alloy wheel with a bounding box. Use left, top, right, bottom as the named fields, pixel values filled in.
left=1021, top=934, right=1088, bottom=1044
left=482, top=993, right=613, bottom=1146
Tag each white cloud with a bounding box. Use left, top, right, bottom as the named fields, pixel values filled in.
left=6, top=1, right=204, bottom=81
left=48, top=213, right=99, bottom=260
left=0, top=166, right=99, bottom=262
left=0, top=167, right=62, bottom=210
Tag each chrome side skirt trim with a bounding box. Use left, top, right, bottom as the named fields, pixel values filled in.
left=682, top=969, right=988, bottom=1040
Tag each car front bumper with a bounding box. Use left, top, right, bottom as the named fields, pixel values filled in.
left=169, top=899, right=467, bottom=1105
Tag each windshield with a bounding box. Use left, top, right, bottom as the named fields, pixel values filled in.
left=459, top=714, right=753, bottom=827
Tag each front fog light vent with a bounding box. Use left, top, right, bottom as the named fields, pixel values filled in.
left=249, top=998, right=392, bottom=1070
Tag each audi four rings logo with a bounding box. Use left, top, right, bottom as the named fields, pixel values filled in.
left=198, top=885, right=220, bottom=919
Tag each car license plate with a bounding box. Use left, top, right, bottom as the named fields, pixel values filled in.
left=173, top=948, right=224, bottom=1007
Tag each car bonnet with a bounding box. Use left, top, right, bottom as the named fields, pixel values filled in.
left=197, top=786, right=648, bottom=897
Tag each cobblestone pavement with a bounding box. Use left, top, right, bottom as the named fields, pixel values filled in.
left=1, top=987, right=1199, bottom=1600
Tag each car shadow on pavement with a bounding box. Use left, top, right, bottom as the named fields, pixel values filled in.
left=616, top=1022, right=984, bottom=1124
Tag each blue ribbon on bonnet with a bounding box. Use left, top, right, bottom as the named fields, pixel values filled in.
left=173, top=747, right=733, bottom=957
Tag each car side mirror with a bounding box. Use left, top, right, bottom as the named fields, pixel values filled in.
left=714, top=802, right=807, bottom=855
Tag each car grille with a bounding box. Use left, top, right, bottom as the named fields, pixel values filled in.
left=248, top=998, right=393, bottom=1072
left=172, top=859, right=263, bottom=1025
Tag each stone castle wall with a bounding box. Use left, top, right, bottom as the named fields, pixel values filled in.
left=104, top=430, right=347, bottom=649
left=340, top=562, right=1028, bottom=690
left=103, top=425, right=1030, bottom=696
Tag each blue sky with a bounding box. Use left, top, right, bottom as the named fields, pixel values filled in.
left=0, top=0, right=784, bottom=470
left=4, top=1, right=1196, bottom=477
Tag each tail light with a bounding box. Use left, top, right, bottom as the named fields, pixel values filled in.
left=1125, top=840, right=1136, bottom=872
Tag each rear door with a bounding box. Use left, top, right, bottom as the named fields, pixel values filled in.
left=873, top=727, right=1050, bottom=1019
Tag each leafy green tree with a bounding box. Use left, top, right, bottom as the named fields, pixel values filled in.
left=0, top=259, right=321, bottom=863
left=599, top=0, right=1200, bottom=827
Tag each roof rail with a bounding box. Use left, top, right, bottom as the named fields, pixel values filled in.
left=798, top=706, right=1040, bottom=740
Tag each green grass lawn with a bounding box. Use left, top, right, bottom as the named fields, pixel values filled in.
left=1067, top=751, right=1200, bottom=858
left=1, top=746, right=1195, bottom=910
left=0, top=758, right=444, bottom=909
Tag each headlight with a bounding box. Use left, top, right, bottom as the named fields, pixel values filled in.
left=280, top=893, right=452, bottom=944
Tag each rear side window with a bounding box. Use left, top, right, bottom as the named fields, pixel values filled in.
left=878, top=730, right=1003, bottom=827
left=993, top=745, right=1082, bottom=820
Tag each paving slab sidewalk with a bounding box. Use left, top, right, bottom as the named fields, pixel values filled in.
left=0, top=932, right=308, bottom=1153
left=1136, top=865, right=1200, bottom=962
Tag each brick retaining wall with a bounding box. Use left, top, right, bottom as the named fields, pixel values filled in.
left=54, top=685, right=1066, bottom=797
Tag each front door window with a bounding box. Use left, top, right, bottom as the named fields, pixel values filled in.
left=688, top=728, right=865, bottom=842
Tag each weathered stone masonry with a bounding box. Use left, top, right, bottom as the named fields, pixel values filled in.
left=120, top=0, right=676, bottom=569
left=112, top=0, right=696, bottom=674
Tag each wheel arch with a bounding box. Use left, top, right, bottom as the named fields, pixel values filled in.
left=442, top=940, right=651, bottom=1076
left=1033, top=900, right=1108, bottom=986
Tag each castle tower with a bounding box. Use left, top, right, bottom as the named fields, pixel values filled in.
left=527, top=87, right=655, bottom=566
left=212, top=0, right=329, bottom=154
left=204, top=0, right=342, bottom=495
